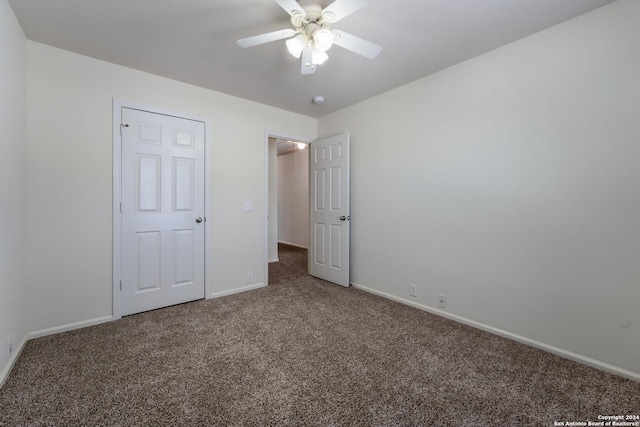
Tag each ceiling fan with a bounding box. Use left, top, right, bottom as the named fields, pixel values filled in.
left=237, top=0, right=381, bottom=75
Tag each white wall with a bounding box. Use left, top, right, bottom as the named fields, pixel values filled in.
left=0, top=0, right=27, bottom=382
left=277, top=148, right=309, bottom=248
left=318, top=0, right=640, bottom=378
left=25, top=42, right=316, bottom=333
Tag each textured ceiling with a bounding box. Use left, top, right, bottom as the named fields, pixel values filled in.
left=9, top=0, right=615, bottom=118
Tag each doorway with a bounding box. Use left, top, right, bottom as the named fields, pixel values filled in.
left=265, top=132, right=351, bottom=288
left=268, top=137, right=310, bottom=265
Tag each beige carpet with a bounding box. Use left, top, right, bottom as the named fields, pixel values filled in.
left=1, top=244, right=638, bottom=426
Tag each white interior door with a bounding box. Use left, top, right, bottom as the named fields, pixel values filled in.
left=309, top=133, right=350, bottom=287
left=120, top=107, right=205, bottom=316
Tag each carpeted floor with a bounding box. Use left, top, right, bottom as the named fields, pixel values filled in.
left=1, top=244, right=638, bottom=426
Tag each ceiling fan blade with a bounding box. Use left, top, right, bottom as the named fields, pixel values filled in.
left=301, top=46, right=316, bottom=75
left=273, top=0, right=306, bottom=17
left=237, top=29, right=296, bottom=48
left=331, top=30, right=381, bottom=59
left=322, top=0, right=367, bottom=23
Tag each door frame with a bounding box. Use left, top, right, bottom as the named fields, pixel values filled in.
left=263, top=130, right=312, bottom=286
left=112, top=99, right=212, bottom=319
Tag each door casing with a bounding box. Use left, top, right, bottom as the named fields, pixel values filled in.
left=113, top=99, right=212, bottom=319
left=263, top=131, right=350, bottom=288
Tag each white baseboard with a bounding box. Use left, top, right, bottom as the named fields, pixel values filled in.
left=268, top=258, right=279, bottom=263
left=27, top=316, right=114, bottom=340
left=278, top=241, right=308, bottom=250
left=351, top=282, right=640, bottom=383
left=209, top=282, right=267, bottom=299
left=0, top=315, right=114, bottom=388
left=0, top=334, right=28, bottom=389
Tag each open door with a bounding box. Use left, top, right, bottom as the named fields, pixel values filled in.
left=309, top=133, right=350, bottom=287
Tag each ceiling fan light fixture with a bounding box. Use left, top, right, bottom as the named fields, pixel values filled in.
left=237, top=0, right=381, bottom=75
left=286, top=34, right=307, bottom=58
left=313, top=28, right=334, bottom=51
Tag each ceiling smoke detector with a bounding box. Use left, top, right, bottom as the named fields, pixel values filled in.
left=312, top=96, right=325, bottom=105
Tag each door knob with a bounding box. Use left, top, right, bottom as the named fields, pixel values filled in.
left=339, top=216, right=347, bottom=221
left=195, top=217, right=203, bottom=223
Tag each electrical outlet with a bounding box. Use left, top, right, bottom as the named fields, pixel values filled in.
left=437, top=294, right=446, bottom=308
left=7, top=333, right=13, bottom=355
left=409, top=283, right=417, bottom=297
left=247, top=273, right=253, bottom=284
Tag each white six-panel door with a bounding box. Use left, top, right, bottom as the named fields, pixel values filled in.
left=120, top=107, right=205, bottom=316
left=309, top=133, right=350, bottom=287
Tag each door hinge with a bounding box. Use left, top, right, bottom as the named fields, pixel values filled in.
left=120, top=202, right=122, bottom=213
left=119, top=280, right=122, bottom=291
left=120, top=123, right=129, bottom=135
